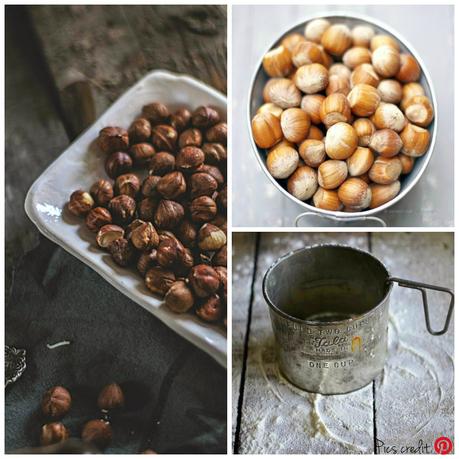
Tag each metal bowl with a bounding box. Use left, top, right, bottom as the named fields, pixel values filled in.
left=248, top=12, right=438, bottom=224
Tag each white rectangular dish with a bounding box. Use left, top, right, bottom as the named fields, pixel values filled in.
left=24, top=70, right=227, bottom=367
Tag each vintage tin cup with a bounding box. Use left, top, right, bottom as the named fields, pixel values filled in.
left=263, top=245, right=454, bottom=394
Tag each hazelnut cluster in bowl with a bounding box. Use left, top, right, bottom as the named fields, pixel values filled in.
left=67, top=102, right=227, bottom=329
left=250, top=17, right=435, bottom=213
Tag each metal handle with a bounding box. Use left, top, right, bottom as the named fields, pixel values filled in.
left=294, top=212, right=387, bottom=227
left=389, top=277, right=454, bottom=335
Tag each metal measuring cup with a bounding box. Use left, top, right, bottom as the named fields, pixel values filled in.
left=263, top=244, right=454, bottom=394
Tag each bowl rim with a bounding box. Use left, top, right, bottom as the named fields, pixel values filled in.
left=247, top=10, right=438, bottom=220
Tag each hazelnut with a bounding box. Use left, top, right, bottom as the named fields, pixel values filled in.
left=370, top=34, right=400, bottom=52
left=86, top=207, right=112, bottom=232
left=313, top=188, right=343, bottom=211
left=97, top=383, right=125, bottom=411
left=176, top=247, right=194, bottom=276
left=41, top=386, right=72, bottom=418
left=287, top=166, right=318, bottom=201
left=40, top=422, right=69, bottom=446
left=165, top=280, right=195, bottom=313
left=96, top=224, right=125, bottom=249
left=324, top=122, right=358, bottom=160
left=128, top=118, right=152, bottom=143
left=400, top=123, right=430, bottom=157
left=125, top=219, right=144, bottom=240
left=68, top=190, right=94, bottom=217
left=170, top=107, right=192, bottom=132
left=263, top=78, right=301, bottom=108
left=342, top=46, right=372, bottom=69
left=369, top=129, right=402, bottom=157
left=280, top=108, right=310, bottom=143
left=178, top=128, right=203, bottom=148
left=351, top=25, right=375, bottom=48
left=189, top=264, right=220, bottom=297
left=98, top=127, right=129, bottom=154
left=353, top=118, right=376, bottom=147
left=137, top=249, right=158, bottom=275
left=217, top=185, right=227, bottom=210
left=338, top=178, right=372, bottom=210
left=198, top=165, right=225, bottom=187
left=202, top=143, right=227, bottom=165
left=90, top=179, right=114, bottom=206
left=298, top=139, right=326, bottom=167
left=109, top=238, right=136, bottom=267
left=319, top=93, right=352, bottom=128
left=196, top=294, right=223, bottom=322
left=176, top=146, right=205, bottom=172
left=205, top=122, right=227, bottom=145
left=115, top=173, right=140, bottom=198
left=291, top=41, right=323, bottom=67
left=138, top=197, right=157, bottom=221
left=370, top=181, right=401, bottom=208
left=257, top=102, right=284, bottom=119
left=347, top=83, right=381, bottom=117
left=325, top=74, right=351, bottom=96
left=129, top=143, right=155, bottom=166
left=190, top=196, right=218, bottom=223
left=346, top=147, right=374, bottom=176
left=190, top=172, right=218, bottom=198
left=399, top=154, right=415, bottom=174
left=157, top=171, right=186, bottom=199
left=318, top=160, right=348, bottom=189
left=154, top=200, right=184, bottom=229
left=401, top=82, right=425, bottom=110
left=151, top=125, right=178, bottom=151
left=176, top=220, right=198, bottom=247
left=149, top=152, right=175, bottom=176
left=266, top=144, right=299, bottom=179
left=377, top=79, right=403, bottom=104
left=81, top=419, right=112, bottom=450
left=373, top=103, right=406, bottom=132
left=307, top=125, right=325, bottom=140
left=305, top=18, right=331, bottom=43
left=281, top=32, right=307, bottom=52
left=212, top=244, right=227, bottom=267
left=198, top=223, right=227, bottom=251
left=350, top=63, right=380, bottom=88
left=191, top=106, right=220, bottom=128
left=156, top=238, right=185, bottom=268
left=142, top=102, right=170, bottom=125
left=396, top=54, right=420, bottom=83
left=105, top=151, right=133, bottom=179
left=301, top=94, right=325, bottom=125
left=108, top=195, right=136, bottom=224
left=145, top=266, right=176, bottom=296
left=263, top=45, right=293, bottom=77
left=251, top=111, right=282, bottom=149
left=369, top=156, right=402, bottom=184
left=131, top=222, right=159, bottom=250
left=371, top=45, right=400, bottom=77
left=329, top=63, right=352, bottom=80
left=294, top=63, right=329, bottom=94
left=321, top=24, right=352, bottom=56
left=404, top=95, right=433, bottom=128
left=141, top=175, right=161, bottom=198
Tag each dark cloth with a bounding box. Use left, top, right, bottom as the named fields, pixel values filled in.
left=5, top=239, right=226, bottom=453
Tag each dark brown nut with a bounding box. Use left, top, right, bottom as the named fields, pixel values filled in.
left=96, top=225, right=125, bottom=249
left=109, top=195, right=136, bottom=224
left=109, top=238, right=135, bottom=266
left=145, top=266, right=176, bottom=296
left=165, top=280, right=195, bottom=313
left=156, top=238, right=184, bottom=268
left=131, top=222, right=159, bottom=250
left=154, top=200, right=184, bottom=229
left=190, top=172, right=218, bottom=198
left=151, top=125, right=178, bottom=152
left=198, top=223, right=227, bottom=251
left=176, top=146, right=205, bottom=172
left=214, top=266, right=227, bottom=302
left=90, top=179, right=114, bottom=206
left=81, top=419, right=112, bottom=450
left=158, top=230, right=181, bottom=245
left=196, top=294, right=223, bottom=322
left=97, top=383, right=125, bottom=411
left=137, top=249, right=158, bottom=275
left=141, top=175, right=161, bottom=198
left=149, top=152, right=175, bottom=176
left=212, top=244, right=227, bottom=267
left=157, top=171, right=186, bottom=199
left=170, top=107, right=192, bottom=132
left=198, top=164, right=225, bottom=186
left=178, top=128, right=203, bottom=148
left=205, top=122, right=227, bottom=145
left=41, top=386, right=72, bottom=418
left=142, top=102, right=170, bottom=125
left=138, top=197, right=157, bottom=222
left=41, top=422, right=69, bottom=446
left=105, top=152, right=133, bottom=179
left=86, top=207, right=112, bottom=233
left=98, top=127, right=129, bottom=154
left=190, top=196, right=218, bottom=223
left=128, top=118, right=152, bottom=143
left=129, top=143, right=155, bottom=166
left=176, top=220, right=197, bottom=247
left=115, top=173, right=141, bottom=198
left=217, top=185, right=227, bottom=210
left=68, top=190, right=94, bottom=217
left=192, top=106, right=220, bottom=128
left=176, top=248, right=194, bottom=276
left=202, top=143, right=227, bottom=165
left=125, top=219, right=144, bottom=240
left=189, top=264, right=220, bottom=297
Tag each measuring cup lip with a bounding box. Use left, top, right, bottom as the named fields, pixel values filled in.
left=262, top=243, right=394, bottom=326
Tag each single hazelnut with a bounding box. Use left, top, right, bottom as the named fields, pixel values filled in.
left=165, top=280, right=195, bottom=313
left=151, top=125, right=178, bottom=152
left=313, top=188, right=343, bottom=211
left=338, top=178, right=372, bottom=210
left=97, top=383, right=125, bottom=411
left=205, top=122, right=227, bottom=145
left=131, top=222, right=159, bottom=250
left=370, top=34, right=400, bottom=52
left=251, top=111, right=282, bottom=149
left=190, top=172, right=218, bottom=198
left=369, top=181, right=401, bottom=208
left=308, top=125, right=325, bottom=141
left=329, top=63, right=352, bottom=80
left=81, top=419, right=112, bottom=450
left=108, top=195, right=136, bottom=224
left=128, top=118, right=152, bottom=143
left=291, top=41, right=323, bottom=67
left=129, top=143, right=156, bottom=166
left=319, top=93, right=352, bottom=128
left=321, top=24, right=352, bottom=56
left=346, top=147, right=374, bottom=176
left=404, top=95, right=433, bottom=128
left=157, top=171, right=187, bottom=199
left=68, top=190, right=94, bottom=217
left=350, top=63, right=380, bottom=88
left=301, top=94, right=325, bottom=125
left=190, top=196, right=218, bottom=223
left=98, top=127, right=129, bottom=154
left=189, top=264, right=220, bottom=298
left=138, top=197, right=157, bottom=222
left=257, top=102, right=283, bottom=119
left=280, top=108, right=310, bottom=143
left=266, top=144, right=299, bottom=179
left=347, top=83, right=381, bottom=117
left=371, top=45, right=400, bottom=77
left=351, top=25, right=375, bottom=48
left=149, top=152, right=175, bottom=176
left=287, top=166, right=318, bottom=201
left=217, top=185, right=227, bottom=210
left=90, top=179, right=114, bottom=207
left=263, top=45, right=293, bottom=77
left=400, top=123, right=430, bottom=157
left=353, top=118, right=376, bottom=147
left=176, top=220, right=198, bottom=247
left=325, top=74, right=351, bottom=96
left=154, top=200, right=185, bottom=229
left=191, top=106, right=220, bottom=128
left=298, top=139, right=326, bottom=167
left=318, top=160, right=348, bottom=189
left=142, top=102, right=170, bottom=125
left=176, top=146, right=205, bottom=172
left=141, top=175, right=161, bottom=198
left=156, top=238, right=184, bottom=268
left=124, top=219, right=144, bottom=240
left=40, top=422, right=69, bottom=446
left=170, top=107, right=192, bottom=132
left=396, top=54, right=420, bottom=83
left=196, top=294, right=223, bottom=322
left=294, top=63, right=329, bottom=94
left=105, top=152, right=133, bottom=179
left=263, top=78, right=301, bottom=109
left=373, top=103, right=406, bottom=132
left=86, top=207, right=112, bottom=233
left=324, top=122, right=358, bottom=160
left=137, top=249, right=158, bottom=275
left=198, top=165, right=225, bottom=186
left=202, top=143, right=227, bottom=165
left=281, top=32, right=306, bottom=52
left=399, top=154, right=415, bottom=174
left=109, top=238, right=136, bottom=267
left=96, top=225, right=125, bottom=249
left=369, top=156, right=402, bottom=184
left=401, top=82, right=425, bottom=110
left=175, top=247, right=194, bottom=276
left=145, top=266, right=176, bottom=296
left=212, top=244, right=227, bottom=267
left=178, top=128, right=203, bottom=148
left=41, top=386, right=72, bottom=418
left=158, top=230, right=181, bottom=246
left=342, top=46, right=372, bottom=69
left=305, top=18, right=331, bottom=43
left=377, top=79, right=403, bottom=104
left=115, top=173, right=140, bottom=198
left=198, top=223, right=227, bottom=251
left=369, top=129, right=403, bottom=157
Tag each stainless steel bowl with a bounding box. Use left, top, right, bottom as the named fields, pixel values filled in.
left=248, top=12, right=438, bottom=224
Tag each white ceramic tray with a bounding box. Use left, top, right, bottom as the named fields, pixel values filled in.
left=24, top=70, right=227, bottom=367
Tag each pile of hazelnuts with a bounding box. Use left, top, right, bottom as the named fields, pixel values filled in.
left=67, top=102, right=227, bottom=328
left=251, top=18, right=434, bottom=212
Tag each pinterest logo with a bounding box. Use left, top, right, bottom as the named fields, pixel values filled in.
left=434, top=437, right=453, bottom=455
